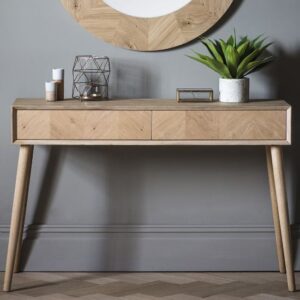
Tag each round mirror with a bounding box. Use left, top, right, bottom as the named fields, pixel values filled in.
left=61, top=0, right=234, bottom=51
left=103, top=0, right=192, bottom=18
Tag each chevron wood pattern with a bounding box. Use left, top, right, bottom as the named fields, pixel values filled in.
left=16, top=110, right=151, bottom=140
left=13, top=99, right=291, bottom=145
left=60, top=0, right=233, bottom=51
left=1, top=272, right=300, bottom=299
left=152, top=111, right=287, bottom=141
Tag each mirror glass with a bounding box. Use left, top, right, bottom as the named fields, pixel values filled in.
left=103, top=0, right=192, bottom=18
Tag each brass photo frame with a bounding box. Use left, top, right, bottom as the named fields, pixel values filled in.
left=177, top=88, right=214, bottom=103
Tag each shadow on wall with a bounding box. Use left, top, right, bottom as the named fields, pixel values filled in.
left=65, top=146, right=147, bottom=270
left=21, top=145, right=268, bottom=271
left=21, top=146, right=147, bottom=270
left=21, top=147, right=65, bottom=270
left=110, top=59, right=155, bottom=99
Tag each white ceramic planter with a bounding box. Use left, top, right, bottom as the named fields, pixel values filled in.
left=219, top=78, right=249, bottom=103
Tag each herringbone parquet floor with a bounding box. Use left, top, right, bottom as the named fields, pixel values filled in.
left=1, top=272, right=300, bottom=300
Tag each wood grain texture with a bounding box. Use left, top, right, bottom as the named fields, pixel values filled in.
left=16, top=110, right=151, bottom=140
left=266, top=146, right=285, bottom=274
left=13, top=140, right=292, bottom=146
left=13, top=99, right=290, bottom=111
left=13, top=147, right=34, bottom=274
left=1, top=272, right=299, bottom=298
left=3, top=146, right=33, bottom=292
left=271, top=146, right=296, bottom=292
left=12, top=99, right=291, bottom=145
left=60, top=0, right=234, bottom=51
left=152, top=111, right=287, bottom=141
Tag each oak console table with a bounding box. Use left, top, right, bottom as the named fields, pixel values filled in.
left=3, top=99, right=295, bottom=292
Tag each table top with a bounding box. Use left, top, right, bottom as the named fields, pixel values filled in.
left=13, top=99, right=290, bottom=111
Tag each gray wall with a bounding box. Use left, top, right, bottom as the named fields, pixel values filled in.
left=1, top=0, right=300, bottom=271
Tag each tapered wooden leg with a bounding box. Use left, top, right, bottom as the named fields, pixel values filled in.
left=266, top=146, right=286, bottom=273
left=13, top=147, right=33, bottom=273
left=3, top=145, right=33, bottom=292
left=270, top=146, right=295, bottom=292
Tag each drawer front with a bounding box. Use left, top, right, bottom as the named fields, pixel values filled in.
left=152, top=110, right=287, bottom=141
left=16, top=110, right=151, bottom=140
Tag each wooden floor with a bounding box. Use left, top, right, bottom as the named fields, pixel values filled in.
left=1, top=272, right=300, bottom=299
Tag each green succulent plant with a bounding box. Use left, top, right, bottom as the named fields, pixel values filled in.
left=188, top=33, right=274, bottom=79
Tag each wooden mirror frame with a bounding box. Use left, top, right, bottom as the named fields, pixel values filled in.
left=61, top=0, right=234, bottom=51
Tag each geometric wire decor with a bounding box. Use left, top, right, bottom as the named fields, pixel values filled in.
left=72, top=55, right=111, bottom=101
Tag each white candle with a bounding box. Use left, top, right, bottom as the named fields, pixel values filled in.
left=52, top=68, right=64, bottom=81
left=45, top=81, right=56, bottom=92
left=45, top=81, right=57, bottom=101
left=52, top=68, right=65, bottom=100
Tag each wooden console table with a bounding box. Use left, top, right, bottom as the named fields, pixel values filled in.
left=3, top=99, right=295, bottom=292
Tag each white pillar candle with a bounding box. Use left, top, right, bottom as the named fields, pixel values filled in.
left=45, top=81, right=57, bottom=101
left=52, top=68, right=64, bottom=81
left=52, top=68, right=65, bottom=100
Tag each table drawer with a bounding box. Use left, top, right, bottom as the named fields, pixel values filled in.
left=15, top=110, right=151, bottom=140
left=152, top=110, right=288, bottom=141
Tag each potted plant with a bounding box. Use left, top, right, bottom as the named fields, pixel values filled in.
left=188, top=33, right=274, bottom=103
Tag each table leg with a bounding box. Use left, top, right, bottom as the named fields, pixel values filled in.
left=266, top=146, right=285, bottom=273
left=13, top=147, right=33, bottom=273
left=3, top=145, right=33, bottom=292
left=270, top=146, right=295, bottom=292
